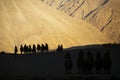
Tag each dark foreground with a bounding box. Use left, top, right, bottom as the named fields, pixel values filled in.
left=0, top=74, right=119, bottom=80
left=0, top=44, right=120, bottom=80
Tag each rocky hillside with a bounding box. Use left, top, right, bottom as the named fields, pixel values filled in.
left=41, top=0, right=120, bottom=43
left=0, top=0, right=119, bottom=53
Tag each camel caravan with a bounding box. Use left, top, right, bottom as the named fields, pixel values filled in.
left=14, top=43, right=63, bottom=54
left=64, top=49, right=111, bottom=74
left=14, top=44, right=111, bottom=74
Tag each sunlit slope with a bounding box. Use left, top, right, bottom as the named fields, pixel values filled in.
left=102, top=0, right=120, bottom=43
left=0, top=0, right=111, bottom=53
left=42, top=0, right=120, bottom=43
left=87, top=0, right=120, bottom=43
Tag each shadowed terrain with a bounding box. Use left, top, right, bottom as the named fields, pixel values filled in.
left=0, top=44, right=120, bottom=80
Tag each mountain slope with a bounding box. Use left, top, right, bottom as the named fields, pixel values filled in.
left=0, top=0, right=115, bottom=53
left=42, top=0, right=120, bottom=43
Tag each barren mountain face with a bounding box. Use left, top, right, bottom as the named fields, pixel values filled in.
left=42, top=0, right=120, bottom=42
left=0, top=0, right=119, bottom=53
